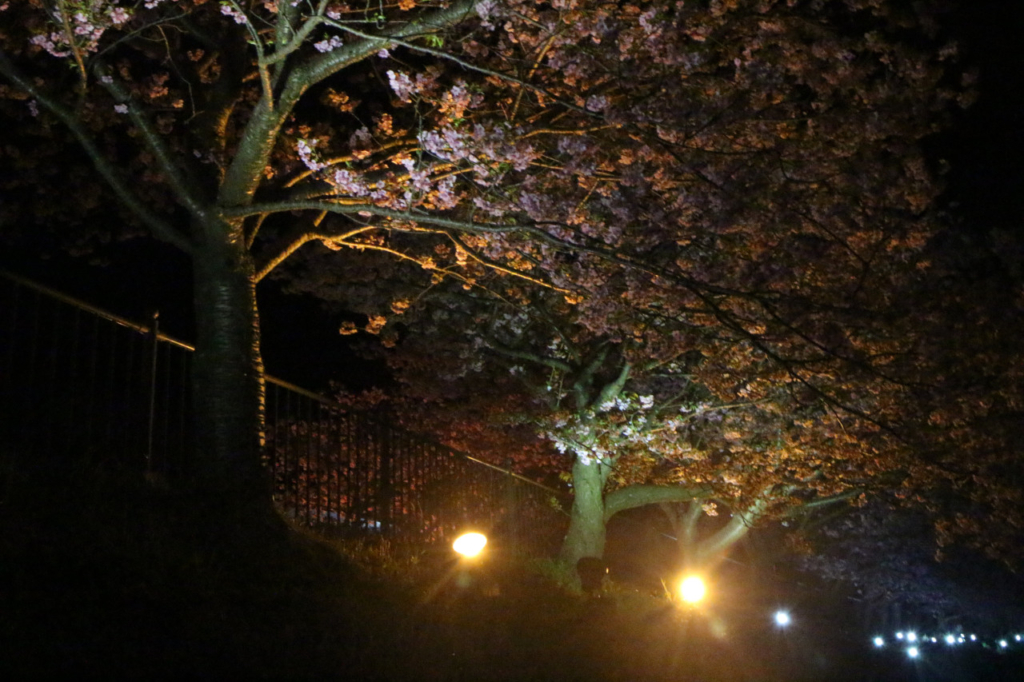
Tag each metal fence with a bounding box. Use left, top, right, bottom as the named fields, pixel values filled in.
left=0, top=269, right=566, bottom=551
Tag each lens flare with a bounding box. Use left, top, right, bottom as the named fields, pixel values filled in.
left=678, top=575, right=706, bottom=604
left=452, top=532, right=487, bottom=558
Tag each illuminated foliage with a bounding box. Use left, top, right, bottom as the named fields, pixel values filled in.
left=0, top=0, right=959, bottom=512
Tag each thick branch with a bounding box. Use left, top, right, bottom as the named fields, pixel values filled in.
left=254, top=225, right=376, bottom=282
left=603, top=484, right=713, bottom=523
left=219, top=0, right=477, bottom=206
left=693, top=493, right=772, bottom=564
left=221, top=200, right=557, bottom=237
left=593, top=362, right=631, bottom=412
left=487, top=343, right=574, bottom=374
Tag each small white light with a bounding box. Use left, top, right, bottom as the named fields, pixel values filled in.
left=895, top=632, right=905, bottom=640
left=945, top=634, right=956, bottom=645
left=907, top=632, right=918, bottom=643
left=999, top=640, right=1008, bottom=648
left=774, top=610, right=791, bottom=627
left=1016, top=635, right=1022, bottom=642
left=970, top=634, right=977, bottom=642
left=907, top=646, right=920, bottom=659
left=873, top=637, right=885, bottom=648
left=931, top=637, right=938, bottom=643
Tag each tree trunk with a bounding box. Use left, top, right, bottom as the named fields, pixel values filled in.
left=559, top=457, right=609, bottom=566
left=190, top=226, right=269, bottom=513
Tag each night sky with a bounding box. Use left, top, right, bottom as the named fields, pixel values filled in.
left=2, top=0, right=1022, bottom=394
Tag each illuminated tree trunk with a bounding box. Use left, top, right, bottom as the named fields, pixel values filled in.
left=559, top=457, right=610, bottom=566
left=190, top=221, right=269, bottom=511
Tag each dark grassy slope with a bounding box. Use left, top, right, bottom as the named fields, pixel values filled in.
left=2, top=453, right=1020, bottom=681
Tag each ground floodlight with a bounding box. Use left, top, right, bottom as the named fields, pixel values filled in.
left=907, top=646, right=920, bottom=659
left=945, top=634, right=956, bottom=645
left=452, top=532, right=487, bottom=558
left=678, top=575, right=706, bottom=604
left=873, top=637, right=885, bottom=648
left=999, top=640, right=1008, bottom=649
left=774, top=610, right=791, bottom=627
left=906, top=631, right=918, bottom=643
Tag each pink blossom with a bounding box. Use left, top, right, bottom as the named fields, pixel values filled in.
left=585, top=94, right=608, bottom=112
left=475, top=0, right=498, bottom=28
left=349, top=127, right=372, bottom=151
left=332, top=169, right=369, bottom=196
left=108, top=7, right=131, bottom=25
left=296, top=139, right=325, bottom=171
left=387, top=70, right=415, bottom=102
left=219, top=3, right=248, bottom=24
left=314, top=36, right=343, bottom=52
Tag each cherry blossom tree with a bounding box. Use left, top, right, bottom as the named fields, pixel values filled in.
left=344, top=276, right=921, bottom=567
left=0, top=0, right=959, bottom=518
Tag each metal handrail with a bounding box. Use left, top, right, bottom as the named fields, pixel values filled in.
left=0, top=267, right=564, bottom=499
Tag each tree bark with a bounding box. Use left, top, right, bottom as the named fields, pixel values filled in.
left=190, top=222, right=269, bottom=512
left=559, top=457, right=610, bottom=566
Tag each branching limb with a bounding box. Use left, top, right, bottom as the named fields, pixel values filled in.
left=445, top=232, right=571, bottom=294
left=267, top=0, right=329, bottom=67
left=221, top=0, right=479, bottom=206
left=692, top=491, right=773, bottom=564
left=0, top=50, right=192, bottom=253
left=603, top=484, right=713, bottom=523
left=593, top=362, right=631, bottom=412
left=94, top=60, right=210, bottom=222
left=486, top=343, right=574, bottom=374
left=255, top=224, right=377, bottom=282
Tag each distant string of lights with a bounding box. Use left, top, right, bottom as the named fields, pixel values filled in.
left=871, top=631, right=1024, bottom=658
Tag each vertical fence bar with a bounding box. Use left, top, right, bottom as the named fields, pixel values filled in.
left=145, top=312, right=160, bottom=476
left=1, top=271, right=567, bottom=553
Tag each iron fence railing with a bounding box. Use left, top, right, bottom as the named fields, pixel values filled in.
left=0, top=269, right=566, bottom=551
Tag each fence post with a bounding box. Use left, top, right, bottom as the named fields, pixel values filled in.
left=145, top=310, right=159, bottom=476
left=377, top=413, right=394, bottom=534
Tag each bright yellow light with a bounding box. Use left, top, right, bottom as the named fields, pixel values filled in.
left=452, top=532, right=487, bottom=558
left=678, top=575, right=706, bottom=604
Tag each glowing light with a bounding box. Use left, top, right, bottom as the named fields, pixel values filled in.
left=945, top=634, right=956, bottom=645
left=873, top=637, right=885, bottom=648
left=931, top=637, right=938, bottom=643
left=452, top=532, right=487, bottom=558
left=774, top=611, right=792, bottom=627
left=895, top=632, right=905, bottom=640
left=999, top=640, right=1008, bottom=649
left=907, top=646, right=920, bottom=659
left=1016, top=635, right=1022, bottom=642
left=970, top=634, right=977, bottom=642
left=906, top=631, right=918, bottom=643
left=678, top=575, right=706, bottom=604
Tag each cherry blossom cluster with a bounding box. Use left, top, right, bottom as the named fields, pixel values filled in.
left=29, top=0, right=134, bottom=58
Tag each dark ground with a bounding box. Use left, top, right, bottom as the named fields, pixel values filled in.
left=2, top=454, right=1021, bottom=682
